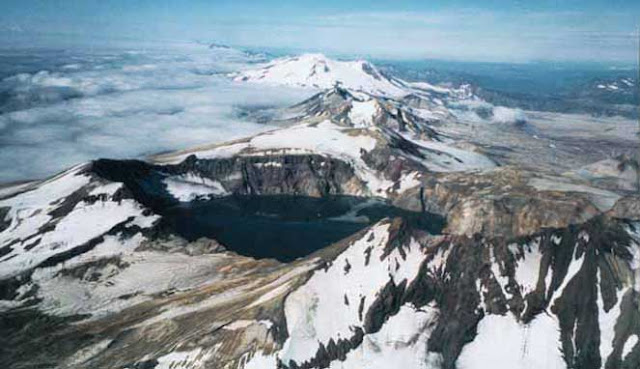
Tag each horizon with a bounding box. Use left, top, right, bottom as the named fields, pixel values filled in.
left=1, top=0, right=639, bottom=64
left=0, top=41, right=637, bottom=70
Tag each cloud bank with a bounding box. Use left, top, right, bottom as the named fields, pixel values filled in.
left=0, top=46, right=313, bottom=182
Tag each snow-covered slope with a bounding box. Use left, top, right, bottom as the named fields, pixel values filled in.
left=0, top=165, right=158, bottom=280
left=232, top=54, right=516, bottom=131
left=1, top=137, right=639, bottom=369
left=1, top=51, right=640, bottom=369
left=153, top=118, right=496, bottom=200
left=233, top=53, right=407, bottom=97
left=241, top=216, right=640, bottom=369
left=280, top=86, right=453, bottom=136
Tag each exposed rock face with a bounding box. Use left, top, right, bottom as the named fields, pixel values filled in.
left=0, top=206, right=10, bottom=233
left=281, top=86, right=446, bottom=139
left=394, top=167, right=612, bottom=238
left=0, top=72, right=638, bottom=369
left=243, top=215, right=639, bottom=369
left=1, top=161, right=637, bottom=369
left=93, top=153, right=366, bottom=202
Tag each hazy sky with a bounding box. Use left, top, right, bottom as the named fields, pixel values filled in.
left=1, top=0, right=639, bottom=62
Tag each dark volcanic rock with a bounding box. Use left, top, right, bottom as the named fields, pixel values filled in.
left=92, top=153, right=366, bottom=207
left=0, top=206, right=10, bottom=233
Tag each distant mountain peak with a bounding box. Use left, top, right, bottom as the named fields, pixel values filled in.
left=233, top=53, right=407, bottom=97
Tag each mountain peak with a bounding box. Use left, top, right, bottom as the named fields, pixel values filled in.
left=233, top=53, right=407, bottom=97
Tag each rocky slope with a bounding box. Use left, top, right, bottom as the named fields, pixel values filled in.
left=0, top=54, right=639, bottom=369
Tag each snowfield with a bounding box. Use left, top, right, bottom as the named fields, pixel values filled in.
left=0, top=166, right=154, bottom=280
left=457, top=313, right=566, bottom=369
left=1, top=49, right=639, bottom=369
left=233, top=53, right=408, bottom=97
left=164, top=173, right=229, bottom=201
left=280, top=222, right=424, bottom=363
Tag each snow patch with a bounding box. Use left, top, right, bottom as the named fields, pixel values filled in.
left=596, top=269, right=625, bottom=363
left=550, top=245, right=585, bottom=306
left=402, top=134, right=496, bottom=172
left=280, top=222, right=425, bottom=364
left=457, top=313, right=565, bottom=369
left=164, top=173, right=228, bottom=201
left=328, top=304, right=439, bottom=369
left=623, top=335, right=638, bottom=361
left=155, top=347, right=212, bottom=369
left=0, top=179, right=149, bottom=279
left=513, top=239, right=545, bottom=295
left=348, top=99, right=378, bottom=128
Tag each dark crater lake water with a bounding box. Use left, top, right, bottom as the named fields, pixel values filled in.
left=90, top=159, right=444, bottom=262
left=158, top=195, right=444, bottom=262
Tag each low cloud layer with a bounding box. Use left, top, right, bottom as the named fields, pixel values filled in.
left=0, top=45, right=313, bottom=182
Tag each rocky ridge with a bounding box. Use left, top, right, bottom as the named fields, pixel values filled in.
left=0, top=54, right=639, bottom=369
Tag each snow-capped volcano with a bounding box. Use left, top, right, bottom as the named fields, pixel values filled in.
left=232, top=54, right=499, bottom=125
left=233, top=53, right=407, bottom=97
left=2, top=49, right=640, bottom=369
left=2, top=143, right=638, bottom=369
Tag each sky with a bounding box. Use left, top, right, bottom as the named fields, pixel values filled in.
left=1, top=0, right=639, bottom=63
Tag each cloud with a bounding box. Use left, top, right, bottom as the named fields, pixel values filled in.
left=0, top=46, right=313, bottom=182
left=2, top=2, right=637, bottom=63
left=491, top=107, right=527, bottom=124
left=216, top=10, right=638, bottom=63
left=449, top=101, right=527, bottom=125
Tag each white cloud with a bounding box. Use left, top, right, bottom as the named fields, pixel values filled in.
left=0, top=46, right=313, bottom=181
left=2, top=6, right=637, bottom=63
left=221, top=10, right=638, bottom=63
left=492, top=106, right=527, bottom=124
